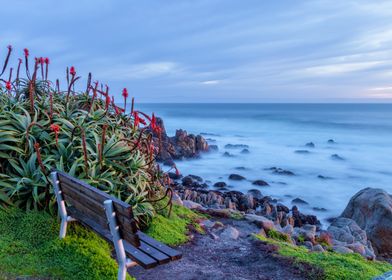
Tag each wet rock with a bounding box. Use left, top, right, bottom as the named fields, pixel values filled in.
left=238, top=194, right=255, bottom=211
left=154, top=117, right=209, bottom=162
left=304, top=241, right=313, bottom=250
left=168, top=172, right=182, bottom=180
left=331, top=154, right=345, bottom=160
left=305, top=142, right=315, bottom=148
left=292, top=206, right=320, bottom=227
left=240, top=148, right=250, bottom=154
left=229, top=174, right=246, bottom=181
left=213, top=182, right=227, bottom=189
left=327, top=139, right=336, bottom=144
left=225, top=144, right=249, bottom=149
left=223, top=151, right=235, bottom=157
left=267, top=167, right=295, bottom=176
left=252, top=179, right=269, bottom=186
left=292, top=198, right=309, bottom=205
left=188, top=174, right=203, bottom=182
left=208, top=145, right=219, bottom=151
left=235, top=166, right=248, bottom=170
left=282, top=224, right=294, bottom=235
left=312, top=207, right=327, bottom=212
left=277, top=203, right=290, bottom=213
left=295, top=150, right=310, bottom=154
left=317, top=175, right=332, bottom=180
left=341, top=188, right=392, bottom=258
left=220, top=226, right=240, bottom=240
left=247, top=189, right=263, bottom=200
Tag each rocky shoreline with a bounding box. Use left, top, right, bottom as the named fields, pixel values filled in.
left=154, top=119, right=392, bottom=262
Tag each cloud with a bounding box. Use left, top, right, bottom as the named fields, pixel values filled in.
left=200, top=80, right=221, bottom=85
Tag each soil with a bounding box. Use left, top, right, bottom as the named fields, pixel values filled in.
left=130, top=218, right=322, bottom=280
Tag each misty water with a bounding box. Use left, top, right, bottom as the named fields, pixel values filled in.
left=137, top=103, right=392, bottom=224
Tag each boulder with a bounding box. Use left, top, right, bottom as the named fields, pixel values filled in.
left=245, top=214, right=275, bottom=232
left=305, top=142, right=315, bottom=148
left=332, top=245, right=353, bottom=254
left=252, top=179, right=269, bottom=186
left=292, top=198, right=309, bottom=205
left=341, top=188, right=392, bottom=258
left=229, top=174, right=246, bottom=181
left=267, top=167, right=295, bottom=176
left=183, top=200, right=204, bottom=210
left=240, top=148, right=250, bottom=154
left=327, top=217, right=367, bottom=245
left=331, top=154, right=345, bottom=161
left=214, top=182, right=227, bottom=188
left=247, top=189, right=263, bottom=200
left=220, top=226, right=240, bottom=240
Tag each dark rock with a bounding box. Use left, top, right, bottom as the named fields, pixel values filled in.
left=292, top=206, right=320, bottom=227
left=208, top=145, right=218, bottom=151
left=327, top=139, right=336, bottom=144
left=153, top=117, right=209, bottom=163
left=238, top=194, right=255, bottom=211
left=295, top=150, right=310, bottom=154
left=252, top=179, right=269, bottom=186
left=312, top=207, right=327, bottom=212
left=277, top=203, right=290, bottom=213
left=240, top=148, right=250, bottom=154
left=235, top=166, right=248, bottom=170
left=168, top=172, right=182, bottom=180
left=341, top=188, right=392, bottom=258
left=188, top=174, right=203, bottom=182
left=247, top=189, right=263, bottom=200
left=229, top=174, right=246, bottom=181
left=305, top=142, right=315, bottom=148
left=213, top=182, right=227, bottom=189
left=331, top=154, right=345, bottom=160
left=200, top=132, right=220, bottom=136
left=318, top=175, right=332, bottom=180
left=223, top=152, right=235, bottom=157
left=225, top=144, right=249, bottom=149
left=267, top=167, right=295, bottom=176
left=292, top=198, right=309, bottom=205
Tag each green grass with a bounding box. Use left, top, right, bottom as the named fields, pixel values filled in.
left=0, top=208, right=133, bottom=280
left=266, top=228, right=290, bottom=242
left=254, top=234, right=392, bottom=280
left=145, top=204, right=205, bottom=246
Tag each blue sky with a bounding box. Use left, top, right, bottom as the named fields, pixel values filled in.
left=2, top=0, right=392, bottom=102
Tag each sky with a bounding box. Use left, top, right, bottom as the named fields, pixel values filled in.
left=2, top=0, right=392, bottom=102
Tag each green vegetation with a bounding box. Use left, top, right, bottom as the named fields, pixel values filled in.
left=0, top=46, right=167, bottom=226
left=145, top=204, right=205, bottom=246
left=266, top=228, right=290, bottom=242
left=255, top=234, right=392, bottom=280
left=0, top=208, right=133, bottom=280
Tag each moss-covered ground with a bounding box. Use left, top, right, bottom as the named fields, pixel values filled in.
left=0, top=204, right=203, bottom=279
left=255, top=234, right=392, bottom=280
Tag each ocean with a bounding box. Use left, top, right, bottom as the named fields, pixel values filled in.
left=136, top=103, right=392, bottom=224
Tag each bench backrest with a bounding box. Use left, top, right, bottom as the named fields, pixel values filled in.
left=56, top=171, right=140, bottom=247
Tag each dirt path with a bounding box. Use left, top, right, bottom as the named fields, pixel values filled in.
left=131, top=219, right=319, bottom=280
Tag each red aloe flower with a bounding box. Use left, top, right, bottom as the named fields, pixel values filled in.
left=122, top=88, right=129, bottom=111
left=150, top=113, right=161, bottom=134
left=24, top=48, right=29, bottom=57
left=174, top=165, right=181, bottom=176
left=133, top=111, right=140, bottom=127
left=34, top=142, right=46, bottom=173
left=5, top=81, right=11, bottom=90
left=105, top=95, right=111, bottom=110
left=69, top=66, right=76, bottom=76
left=50, top=124, right=60, bottom=145
left=44, top=57, right=49, bottom=64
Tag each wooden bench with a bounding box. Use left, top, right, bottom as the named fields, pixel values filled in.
left=51, top=170, right=182, bottom=280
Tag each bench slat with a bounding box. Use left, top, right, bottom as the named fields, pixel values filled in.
left=57, top=172, right=133, bottom=217
left=61, top=182, right=137, bottom=235
left=68, top=207, right=158, bottom=269
left=138, top=241, right=171, bottom=264
left=137, top=231, right=182, bottom=260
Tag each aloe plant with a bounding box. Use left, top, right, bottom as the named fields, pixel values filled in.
left=0, top=45, right=168, bottom=226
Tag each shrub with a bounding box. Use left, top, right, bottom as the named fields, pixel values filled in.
left=0, top=45, right=169, bottom=225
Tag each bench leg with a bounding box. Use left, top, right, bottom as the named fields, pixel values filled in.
left=104, top=200, right=137, bottom=280
left=51, top=171, right=76, bottom=239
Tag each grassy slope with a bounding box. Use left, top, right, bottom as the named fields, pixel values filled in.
left=0, top=209, right=133, bottom=280
left=255, top=234, right=392, bottom=280
left=0, top=205, right=203, bottom=279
